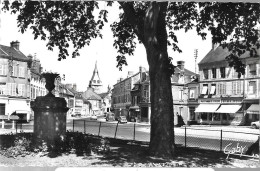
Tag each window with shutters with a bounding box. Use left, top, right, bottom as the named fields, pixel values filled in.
left=18, top=67, right=25, bottom=78
left=8, top=83, right=17, bottom=96
left=189, top=89, right=195, bottom=99
left=248, top=81, right=256, bottom=94
left=27, top=85, right=30, bottom=97
left=232, top=82, right=237, bottom=95
left=0, top=83, right=6, bottom=95
left=203, top=69, right=208, bottom=79
left=201, top=84, right=208, bottom=95
left=0, top=65, right=8, bottom=76
left=233, top=67, right=239, bottom=78
left=218, top=83, right=226, bottom=95
left=237, top=81, right=241, bottom=94
left=248, top=64, right=256, bottom=76
left=211, top=68, right=216, bottom=79
left=18, top=84, right=25, bottom=96
left=12, top=65, right=18, bottom=77
left=210, top=84, right=216, bottom=95
left=220, top=67, right=226, bottom=78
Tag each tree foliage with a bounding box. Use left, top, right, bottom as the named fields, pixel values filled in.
left=2, top=1, right=259, bottom=73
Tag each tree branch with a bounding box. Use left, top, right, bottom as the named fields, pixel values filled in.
left=118, top=1, right=145, bottom=42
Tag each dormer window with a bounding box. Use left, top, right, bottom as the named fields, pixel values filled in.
left=93, top=80, right=96, bottom=83
left=203, top=69, right=208, bottom=80
left=249, top=64, right=256, bottom=76
left=212, top=68, right=216, bottom=79
left=220, top=67, right=226, bottom=78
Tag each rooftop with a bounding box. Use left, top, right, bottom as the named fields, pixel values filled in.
left=199, top=44, right=259, bottom=65
left=0, top=44, right=29, bottom=62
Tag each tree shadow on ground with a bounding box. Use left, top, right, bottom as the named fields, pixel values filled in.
left=88, top=140, right=232, bottom=167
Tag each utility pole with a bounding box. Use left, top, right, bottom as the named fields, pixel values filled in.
left=194, top=49, right=198, bottom=74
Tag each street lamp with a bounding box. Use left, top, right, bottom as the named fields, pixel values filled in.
left=194, top=49, right=198, bottom=74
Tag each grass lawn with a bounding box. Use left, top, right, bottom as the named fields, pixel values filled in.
left=0, top=133, right=259, bottom=168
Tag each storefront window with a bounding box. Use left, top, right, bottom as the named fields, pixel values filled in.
left=229, top=113, right=235, bottom=121
left=222, top=113, right=228, bottom=120
left=189, top=107, right=195, bottom=120
left=141, top=107, right=148, bottom=118
left=213, top=113, right=220, bottom=121
left=208, top=113, right=212, bottom=121
left=201, top=113, right=207, bottom=121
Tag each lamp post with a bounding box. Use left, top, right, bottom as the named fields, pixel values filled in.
left=194, top=49, right=198, bottom=74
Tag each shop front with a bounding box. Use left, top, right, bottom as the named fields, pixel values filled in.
left=139, top=103, right=151, bottom=124
left=246, top=104, right=260, bottom=124
left=129, top=106, right=140, bottom=122
left=195, top=103, right=243, bottom=125
left=7, top=99, right=31, bottom=121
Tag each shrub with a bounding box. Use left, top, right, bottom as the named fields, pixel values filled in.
left=0, top=131, right=107, bottom=158
left=0, top=134, right=32, bottom=158
left=91, top=138, right=110, bottom=154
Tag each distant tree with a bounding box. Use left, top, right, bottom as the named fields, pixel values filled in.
left=2, top=1, right=259, bottom=158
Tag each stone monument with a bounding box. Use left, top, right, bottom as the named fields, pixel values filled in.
left=31, top=73, right=69, bottom=143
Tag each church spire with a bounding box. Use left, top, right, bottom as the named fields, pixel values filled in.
left=89, top=61, right=102, bottom=93
left=94, top=60, right=98, bottom=73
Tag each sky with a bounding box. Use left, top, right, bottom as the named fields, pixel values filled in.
left=0, top=1, right=212, bottom=92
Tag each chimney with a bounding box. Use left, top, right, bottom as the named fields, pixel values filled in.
left=177, top=61, right=185, bottom=71
left=10, top=40, right=20, bottom=50
left=73, top=84, right=77, bottom=91
left=120, top=77, right=124, bottom=82
left=27, top=54, right=33, bottom=69
left=139, top=66, right=143, bottom=81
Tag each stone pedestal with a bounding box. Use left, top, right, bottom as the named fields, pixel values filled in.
left=31, top=96, right=69, bottom=142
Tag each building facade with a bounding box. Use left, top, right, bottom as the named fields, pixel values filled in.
left=186, top=76, right=200, bottom=125
left=172, top=61, right=197, bottom=125
left=82, top=87, right=102, bottom=116
left=0, top=41, right=31, bottom=121
left=98, top=85, right=112, bottom=114
left=112, top=69, right=142, bottom=120
left=196, top=44, right=260, bottom=125
left=129, top=68, right=150, bottom=123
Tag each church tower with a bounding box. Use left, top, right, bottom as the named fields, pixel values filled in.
left=89, top=61, right=102, bottom=93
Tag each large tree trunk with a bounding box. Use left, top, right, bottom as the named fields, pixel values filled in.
left=144, top=2, right=175, bottom=158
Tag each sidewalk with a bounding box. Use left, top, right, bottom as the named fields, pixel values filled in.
left=187, top=125, right=260, bottom=134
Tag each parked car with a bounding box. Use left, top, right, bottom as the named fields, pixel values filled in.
left=251, top=121, right=260, bottom=129
left=129, top=115, right=137, bottom=122
left=106, top=112, right=115, bottom=121
left=71, top=113, right=81, bottom=117
left=90, top=115, right=97, bottom=120
left=118, top=116, right=127, bottom=124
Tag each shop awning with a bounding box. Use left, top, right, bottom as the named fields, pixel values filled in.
left=194, top=104, right=220, bottom=113
left=129, top=106, right=140, bottom=110
left=15, top=110, right=29, bottom=114
left=216, top=105, right=242, bottom=113
left=91, top=108, right=100, bottom=111
left=247, top=104, right=260, bottom=114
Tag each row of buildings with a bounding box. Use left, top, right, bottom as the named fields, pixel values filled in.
left=1, top=40, right=259, bottom=126
left=0, top=41, right=111, bottom=121
left=111, top=43, right=260, bottom=126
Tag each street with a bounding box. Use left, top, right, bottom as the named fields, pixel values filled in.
left=0, top=117, right=259, bottom=155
